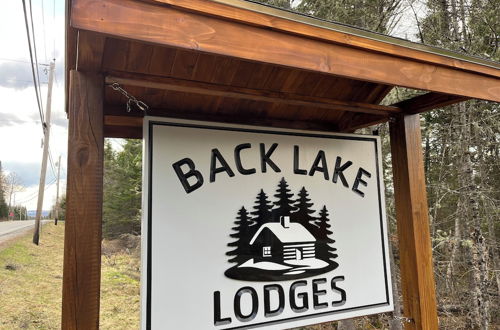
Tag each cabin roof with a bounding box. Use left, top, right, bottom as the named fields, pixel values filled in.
left=66, top=0, right=500, bottom=139
left=250, top=223, right=316, bottom=244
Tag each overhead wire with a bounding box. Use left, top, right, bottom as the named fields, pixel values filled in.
left=28, top=0, right=45, bottom=125
left=52, top=0, right=56, bottom=60
left=20, top=0, right=59, bottom=210
left=16, top=178, right=57, bottom=205
left=21, top=0, right=45, bottom=132
left=48, top=147, right=57, bottom=179
left=0, top=58, right=49, bottom=66
left=41, top=0, right=48, bottom=62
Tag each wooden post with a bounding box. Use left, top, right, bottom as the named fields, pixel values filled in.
left=390, top=114, right=438, bottom=330
left=62, top=70, right=104, bottom=329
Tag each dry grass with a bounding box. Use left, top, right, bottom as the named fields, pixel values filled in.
left=100, top=236, right=141, bottom=329
left=0, top=224, right=141, bottom=329
left=0, top=223, right=63, bottom=329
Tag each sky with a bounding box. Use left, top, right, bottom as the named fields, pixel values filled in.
left=0, top=0, right=66, bottom=211
left=0, top=0, right=424, bottom=212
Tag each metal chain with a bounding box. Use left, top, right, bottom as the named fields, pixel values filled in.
left=108, top=82, right=149, bottom=113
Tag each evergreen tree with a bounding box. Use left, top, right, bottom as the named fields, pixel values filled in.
left=226, top=207, right=252, bottom=264
left=292, top=187, right=317, bottom=232
left=13, top=205, right=28, bottom=220
left=250, top=189, right=272, bottom=229
left=272, top=177, right=296, bottom=221
left=258, top=0, right=403, bottom=35
left=418, top=1, right=498, bottom=327
left=315, top=206, right=337, bottom=262
left=0, top=161, right=8, bottom=219
left=103, top=140, right=142, bottom=238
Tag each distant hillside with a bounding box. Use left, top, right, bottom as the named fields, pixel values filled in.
left=27, top=210, right=50, bottom=218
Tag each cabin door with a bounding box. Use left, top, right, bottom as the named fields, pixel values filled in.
left=295, top=248, right=303, bottom=260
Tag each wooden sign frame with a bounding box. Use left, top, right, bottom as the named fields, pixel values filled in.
left=62, top=0, right=499, bottom=329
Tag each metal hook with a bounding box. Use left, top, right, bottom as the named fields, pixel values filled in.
left=107, top=81, right=149, bottom=114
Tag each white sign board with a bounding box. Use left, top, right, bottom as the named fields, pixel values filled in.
left=142, top=117, right=393, bottom=329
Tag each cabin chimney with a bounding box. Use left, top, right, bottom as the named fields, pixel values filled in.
left=280, top=216, right=290, bottom=228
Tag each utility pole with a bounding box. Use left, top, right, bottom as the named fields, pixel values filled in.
left=33, top=61, right=55, bottom=245
left=55, top=155, right=61, bottom=225
left=8, top=180, right=14, bottom=220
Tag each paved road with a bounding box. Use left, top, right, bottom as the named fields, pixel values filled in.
left=0, top=220, right=51, bottom=243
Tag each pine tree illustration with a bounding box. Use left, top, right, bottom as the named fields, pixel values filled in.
left=292, top=187, right=317, bottom=233
left=272, top=177, right=297, bottom=221
left=250, top=189, right=273, bottom=231
left=315, top=206, right=338, bottom=261
left=226, top=207, right=252, bottom=264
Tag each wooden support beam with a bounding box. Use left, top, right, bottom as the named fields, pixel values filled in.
left=62, top=70, right=104, bottom=329
left=105, top=73, right=400, bottom=116
left=72, top=0, right=500, bottom=102
left=65, top=0, right=77, bottom=114
left=104, top=125, right=142, bottom=139
left=102, top=106, right=342, bottom=138
left=103, top=115, right=142, bottom=139
left=389, top=114, right=438, bottom=330
left=76, top=30, right=106, bottom=72
left=337, top=112, right=388, bottom=132
left=145, top=0, right=500, bottom=79
left=394, top=92, right=469, bottom=114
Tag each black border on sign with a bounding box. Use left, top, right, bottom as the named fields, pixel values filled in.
left=146, top=120, right=391, bottom=329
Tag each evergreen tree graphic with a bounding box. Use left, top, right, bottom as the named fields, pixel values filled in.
left=292, top=187, right=317, bottom=232
left=315, top=206, right=338, bottom=261
left=272, top=177, right=296, bottom=221
left=226, top=207, right=252, bottom=264
left=249, top=189, right=273, bottom=236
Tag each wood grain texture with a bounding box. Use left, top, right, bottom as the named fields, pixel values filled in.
left=103, top=107, right=340, bottom=135
left=144, top=0, right=499, bottom=79
left=390, top=114, right=439, bottom=330
left=394, top=92, right=470, bottom=114
left=76, top=30, right=106, bottom=72
left=98, top=38, right=393, bottom=123
left=62, top=70, right=104, bottom=330
left=338, top=112, right=388, bottom=132
left=104, top=125, right=142, bottom=139
left=105, top=73, right=401, bottom=115
left=65, top=0, right=77, bottom=114
left=71, top=0, right=500, bottom=102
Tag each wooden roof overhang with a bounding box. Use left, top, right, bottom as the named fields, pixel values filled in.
left=66, top=0, right=500, bottom=139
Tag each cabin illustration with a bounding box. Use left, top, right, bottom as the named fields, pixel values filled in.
left=249, top=216, right=316, bottom=263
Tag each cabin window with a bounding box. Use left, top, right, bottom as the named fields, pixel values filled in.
left=263, top=246, right=271, bottom=257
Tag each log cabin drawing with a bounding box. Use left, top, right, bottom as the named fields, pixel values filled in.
left=249, top=216, right=316, bottom=262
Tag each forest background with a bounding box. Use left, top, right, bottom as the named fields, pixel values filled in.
left=0, top=0, right=498, bottom=328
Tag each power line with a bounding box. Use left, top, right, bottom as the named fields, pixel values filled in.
left=52, top=0, right=56, bottom=59
left=15, top=178, right=57, bottom=205
left=20, top=178, right=57, bottom=202
left=41, top=0, right=48, bottom=62
left=4, top=79, right=48, bottom=85
left=28, top=0, right=45, bottom=122
left=21, top=0, right=45, bottom=131
left=48, top=147, right=57, bottom=179
left=0, top=58, right=49, bottom=66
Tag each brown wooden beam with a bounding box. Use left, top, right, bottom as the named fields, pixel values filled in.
left=390, top=114, right=438, bottom=330
left=105, top=73, right=400, bottom=116
left=76, top=30, right=106, bottom=72
left=65, top=0, right=77, bottom=114
left=145, top=0, right=500, bottom=79
left=103, top=115, right=142, bottom=139
left=102, top=107, right=342, bottom=137
left=104, top=125, right=142, bottom=139
left=72, top=0, right=500, bottom=102
left=337, top=112, right=388, bottom=132
left=62, top=70, right=104, bottom=329
left=394, top=92, right=469, bottom=114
